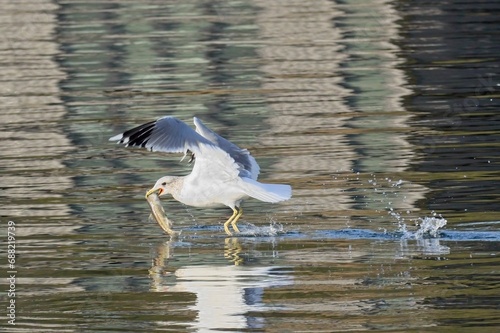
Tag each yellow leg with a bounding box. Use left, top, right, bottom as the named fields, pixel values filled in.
left=223, top=208, right=238, bottom=236
left=231, top=207, right=243, bottom=234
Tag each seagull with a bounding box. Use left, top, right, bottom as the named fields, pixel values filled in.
left=109, top=116, right=292, bottom=235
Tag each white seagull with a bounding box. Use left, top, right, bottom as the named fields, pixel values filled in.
left=109, top=116, right=292, bottom=235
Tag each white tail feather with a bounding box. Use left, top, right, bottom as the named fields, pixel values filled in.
left=240, top=178, right=292, bottom=203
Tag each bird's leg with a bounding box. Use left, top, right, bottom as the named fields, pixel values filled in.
left=231, top=207, right=243, bottom=234
left=179, top=149, right=195, bottom=164
left=223, top=208, right=239, bottom=236
left=180, top=151, right=188, bottom=162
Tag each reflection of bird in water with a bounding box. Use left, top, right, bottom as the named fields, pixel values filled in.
left=225, top=237, right=245, bottom=265
left=148, top=240, right=294, bottom=331
left=149, top=241, right=174, bottom=291
left=110, top=116, right=292, bottom=235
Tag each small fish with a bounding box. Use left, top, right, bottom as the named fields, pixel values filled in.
left=146, top=192, right=178, bottom=237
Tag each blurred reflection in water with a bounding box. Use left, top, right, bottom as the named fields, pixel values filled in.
left=0, top=1, right=72, bottom=218
left=149, top=239, right=293, bottom=331
left=256, top=0, right=426, bottom=219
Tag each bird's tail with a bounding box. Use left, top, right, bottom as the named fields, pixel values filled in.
left=240, top=178, right=292, bottom=203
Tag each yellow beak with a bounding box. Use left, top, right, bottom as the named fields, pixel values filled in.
left=145, top=187, right=162, bottom=198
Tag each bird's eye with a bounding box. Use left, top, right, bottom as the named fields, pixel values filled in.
left=162, top=182, right=167, bottom=186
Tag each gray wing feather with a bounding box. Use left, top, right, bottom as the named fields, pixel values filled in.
left=109, top=116, right=214, bottom=155
left=109, top=116, right=260, bottom=180
left=193, top=117, right=260, bottom=180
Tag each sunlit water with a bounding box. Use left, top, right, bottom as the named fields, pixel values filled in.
left=1, top=0, right=499, bottom=332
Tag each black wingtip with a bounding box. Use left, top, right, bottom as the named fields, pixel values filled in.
left=121, top=120, right=156, bottom=147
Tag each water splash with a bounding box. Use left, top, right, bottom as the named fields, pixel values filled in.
left=395, top=214, right=449, bottom=256
left=414, top=215, right=447, bottom=239
left=389, top=207, right=447, bottom=240
left=238, top=220, right=286, bottom=237
left=387, top=207, right=449, bottom=255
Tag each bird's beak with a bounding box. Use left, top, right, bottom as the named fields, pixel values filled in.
left=145, top=187, right=162, bottom=198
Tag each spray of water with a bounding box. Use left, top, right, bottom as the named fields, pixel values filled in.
left=238, top=218, right=285, bottom=237
left=414, top=215, right=447, bottom=239
left=390, top=209, right=447, bottom=240
left=394, top=214, right=449, bottom=256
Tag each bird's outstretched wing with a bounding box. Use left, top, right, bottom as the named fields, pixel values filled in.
left=109, top=116, right=213, bottom=155
left=193, top=117, right=260, bottom=180
left=109, top=116, right=258, bottom=180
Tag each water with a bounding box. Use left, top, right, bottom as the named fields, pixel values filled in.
left=1, top=0, right=499, bottom=332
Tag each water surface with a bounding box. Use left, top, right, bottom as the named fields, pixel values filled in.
left=1, top=0, right=499, bottom=332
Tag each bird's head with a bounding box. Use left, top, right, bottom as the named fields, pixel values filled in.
left=146, top=176, right=177, bottom=198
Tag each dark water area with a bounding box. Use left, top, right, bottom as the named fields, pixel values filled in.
left=1, top=0, right=499, bottom=332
